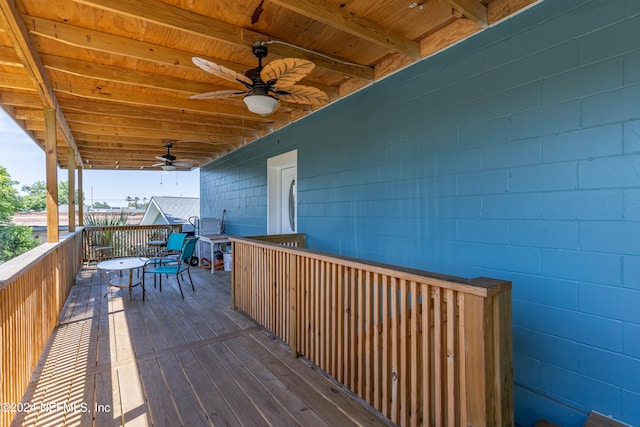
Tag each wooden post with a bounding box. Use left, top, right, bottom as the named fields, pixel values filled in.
left=67, top=150, right=75, bottom=232
left=45, top=108, right=58, bottom=243
left=230, top=241, right=236, bottom=309
left=289, top=252, right=299, bottom=357
left=464, top=279, right=514, bottom=426
left=77, top=167, right=84, bottom=226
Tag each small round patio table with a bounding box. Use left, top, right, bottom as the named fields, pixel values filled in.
left=97, top=257, right=147, bottom=301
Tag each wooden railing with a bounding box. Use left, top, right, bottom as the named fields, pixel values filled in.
left=0, top=230, right=84, bottom=427
left=82, top=224, right=182, bottom=263
left=245, top=233, right=306, bottom=248
left=231, top=235, right=513, bottom=426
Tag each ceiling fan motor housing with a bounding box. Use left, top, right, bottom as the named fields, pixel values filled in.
left=252, top=43, right=268, bottom=59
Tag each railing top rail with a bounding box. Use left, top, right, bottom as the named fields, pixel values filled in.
left=83, top=224, right=180, bottom=230
left=0, top=229, right=83, bottom=290
left=231, top=235, right=510, bottom=298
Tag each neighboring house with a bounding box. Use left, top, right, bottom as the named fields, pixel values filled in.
left=140, top=196, right=200, bottom=233
left=200, top=2, right=640, bottom=426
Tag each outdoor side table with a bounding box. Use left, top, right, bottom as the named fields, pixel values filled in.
left=97, top=257, right=147, bottom=301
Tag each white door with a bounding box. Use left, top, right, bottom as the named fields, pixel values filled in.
left=280, top=166, right=296, bottom=233
left=267, top=150, right=297, bottom=234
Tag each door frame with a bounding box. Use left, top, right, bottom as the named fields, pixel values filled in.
left=267, top=150, right=297, bottom=234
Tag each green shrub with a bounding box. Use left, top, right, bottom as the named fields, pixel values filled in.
left=85, top=213, right=128, bottom=226
left=0, top=225, right=39, bottom=263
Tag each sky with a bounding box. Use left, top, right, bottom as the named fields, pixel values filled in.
left=0, top=109, right=200, bottom=208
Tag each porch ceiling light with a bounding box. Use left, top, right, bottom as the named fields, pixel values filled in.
left=243, top=94, right=278, bottom=115
left=161, top=164, right=177, bottom=171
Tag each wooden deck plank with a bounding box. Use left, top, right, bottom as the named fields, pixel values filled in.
left=118, top=363, right=148, bottom=426
left=248, top=331, right=394, bottom=426
left=224, top=339, right=332, bottom=427
left=94, top=368, right=122, bottom=426
left=12, top=266, right=392, bottom=427
left=173, top=349, right=241, bottom=426
left=136, top=358, right=180, bottom=426
left=192, top=344, right=271, bottom=427
left=238, top=332, right=380, bottom=426
left=208, top=341, right=300, bottom=426
left=156, top=352, right=213, bottom=426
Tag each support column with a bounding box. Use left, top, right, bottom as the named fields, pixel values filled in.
left=78, top=167, right=84, bottom=226
left=45, top=108, right=59, bottom=243
left=67, top=150, right=76, bottom=232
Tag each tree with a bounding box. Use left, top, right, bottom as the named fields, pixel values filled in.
left=21, top=180, right=47, bottom=211
left=126, top=195, right=146, bottom=209
left=0, top=165, right=22, bottom=223
left=0, top=226, right=39, bottom=263
left=0, top=166, right=38, bottom=263
left=20, top=180, right=82, bottom=211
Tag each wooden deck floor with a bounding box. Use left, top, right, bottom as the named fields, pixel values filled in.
left=13, top=264, right=392, bottom=427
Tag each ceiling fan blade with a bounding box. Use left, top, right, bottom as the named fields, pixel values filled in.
left=192, top=57, right=253, bottom=87
left=174, top=161, right=197, bottom=167
left=261, top=58, right=315, bottom=87
left=190, top=89, right=249, bottom=100
left=152, top=162, right=166, bottom=167
left=276, top=85, right=329, bottom=105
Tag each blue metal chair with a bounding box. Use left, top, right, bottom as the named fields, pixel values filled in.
left=142, top=232, right=187, bottom=289
left=143, top=237, right=199, bottom=298
left=156, top=232, right=187, bottom=261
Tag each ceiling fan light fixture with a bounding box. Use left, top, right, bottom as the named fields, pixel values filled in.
left=161, top=164, right=177, bottom=171
left=243, top=94, right=278, bottom=115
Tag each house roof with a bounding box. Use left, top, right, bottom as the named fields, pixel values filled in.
left=143, top=196, right=200, bottom=226
left=0, top=0, right=538, bottom=172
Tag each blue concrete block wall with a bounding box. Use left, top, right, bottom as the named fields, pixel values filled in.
left=200, top=0, right=640, bottom=425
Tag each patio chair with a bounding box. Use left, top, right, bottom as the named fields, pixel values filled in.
left=153, top=232, right=187, bottom=262
left=146, top=225, right=173, bottom=255
left=142, top=232, right=187, bottom=288
left=143, top=237, right=199, bottom=298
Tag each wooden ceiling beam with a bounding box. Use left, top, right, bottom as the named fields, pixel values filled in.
left=42, top=130, right=245, bottom=151
left=43, top=55, right=230, bottom=95
left=0, top=70, right=34, bottom=91
left=443, top=0, right=488, bottom=27
left=62, top=112, right=260, bottom=138
left=50, top=77, right=291, bottom=121
left=27, top=120, right=244, bottom=144
left=70, top=0, right=373, bottom=80
left=42, top=54, right=338, bottom=100
left=240, top=28, right=373, bottom=81
left=25, top=15, right=244, bottom=76
left=73, top=142, right=225, bottom=156
left=73, top=150, right=213, bottom=162
left=268, top=0, right=421, bottom=59
left=0, top=45, right=21, bottom=65
left=0, top=89, right=42, bottom=107
left=0, top=0, right=82, bottom=166
left=57, top=98, right=275, bottom=130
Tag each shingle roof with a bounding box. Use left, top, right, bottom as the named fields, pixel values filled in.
left=149, top=196, right=200, bottom=225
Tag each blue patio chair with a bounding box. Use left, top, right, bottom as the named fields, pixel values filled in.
left=142, top=232, right=187, bottom=288
left=156, top=232, right=187, bottom=261
left=143, top=237, right=199, bottom=299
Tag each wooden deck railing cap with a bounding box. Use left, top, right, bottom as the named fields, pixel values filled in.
left=0, top=229, right=82, bottom=289
left=231, top=235, right=512, bottom=297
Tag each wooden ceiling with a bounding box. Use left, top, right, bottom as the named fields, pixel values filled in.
left=0, top=0, right=538, bottom=172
